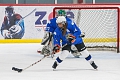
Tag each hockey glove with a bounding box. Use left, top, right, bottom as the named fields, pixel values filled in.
left=53, top=44, right=61, bottom=53
left=2, top=30, right=11, bottom=39
left=67, top=34, right=76, bottom=43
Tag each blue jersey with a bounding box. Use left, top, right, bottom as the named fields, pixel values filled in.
left=45, top=17, right=71, bottom=33
left=53, top=21, right=83, bottom=46
left=1, top=13, right=25, bottom=39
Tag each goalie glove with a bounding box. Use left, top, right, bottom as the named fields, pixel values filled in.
left=66, top=34, right=76, bottom=43
left=41, top=46, right=51, bottom=56
left=53, top=44, right=61, bottom=53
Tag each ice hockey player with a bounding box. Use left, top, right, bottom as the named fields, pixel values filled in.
left=1, top=6, right=25, bottom=39
left=52, top=16, right=98, bottom=70
left=37, top=9, right=84, bottom=58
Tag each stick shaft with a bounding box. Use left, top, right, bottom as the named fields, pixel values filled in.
left=20, top=44, right=68, bottom=72
left=22, top=56, right=47, bottom=71
left=17, top=8, right=36, bottom=25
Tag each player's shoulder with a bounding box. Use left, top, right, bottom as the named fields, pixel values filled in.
left=66, top=17, right=72, bottom=21
left=50, top=17, right=56, bottom=21
left=54, top=28, right=61, bottom=36
left=4, top=16, right=7, bottom=20
left=55, top=27, right=60, bottom=32
left=47, top=18, right=56, bottom=24
left=14, top=13, right=22, bottom=19
left=67, top=20, right=75, bottom=25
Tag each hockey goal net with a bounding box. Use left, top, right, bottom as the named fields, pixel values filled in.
left=53, top=7, right=119, bottom=53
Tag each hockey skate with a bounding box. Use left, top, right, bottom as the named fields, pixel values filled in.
left=91, top=61, right=98, bottom=70
left=52, top=61, right=58, bottom=70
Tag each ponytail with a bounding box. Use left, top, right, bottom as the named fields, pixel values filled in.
left=62, top=23, right=67, bottom=36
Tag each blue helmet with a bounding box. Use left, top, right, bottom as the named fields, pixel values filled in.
left=5, top=6, right=14, bottom=17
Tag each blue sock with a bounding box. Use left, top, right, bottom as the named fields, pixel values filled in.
left=85, top=55, right=92, bottom=61
left=56, top=57, right=63, bottom=63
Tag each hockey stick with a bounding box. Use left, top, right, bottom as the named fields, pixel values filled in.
left=12, top=55, right=48, bottom=73
left=12, top=44, right=68, bottom=73
left=17, top=8, right=36, bottom=25
left=0, top=8, right=36, bottom=30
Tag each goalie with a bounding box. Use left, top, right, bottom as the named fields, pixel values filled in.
left=37, top=9, right=85, bottom=58
left=1, top=6, right=25, bottom=39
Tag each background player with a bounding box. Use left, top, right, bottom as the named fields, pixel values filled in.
left=51, top=16, right=98, bottom=70
left=1, top=6, right=25, bottom=39
left=37, top=9, right=84, bottom=58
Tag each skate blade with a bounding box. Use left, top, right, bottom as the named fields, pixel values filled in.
left=94, top=68, right=98, bottom=71
left=53, top=68, right=57, bottom=71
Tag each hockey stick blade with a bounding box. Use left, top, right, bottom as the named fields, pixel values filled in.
left=12, top=55, right=47, bottom=73
left=12, top=67, right=23, bottom=73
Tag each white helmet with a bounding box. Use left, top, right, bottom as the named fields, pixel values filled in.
left=56, top=16, right=66, bottom=24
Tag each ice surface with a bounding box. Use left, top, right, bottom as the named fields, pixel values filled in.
left=0, top=43, right=120, bottom=80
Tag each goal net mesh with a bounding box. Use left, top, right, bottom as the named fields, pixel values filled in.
left=53, top=7, right=119, bottom=52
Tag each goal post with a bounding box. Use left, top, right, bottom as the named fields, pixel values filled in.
left=53, top=7, right=120, bottom=53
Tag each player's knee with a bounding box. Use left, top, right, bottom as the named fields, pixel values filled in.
left=80, top=49, right=90, bottom=57
left=59, top=50, right=69, bottom=60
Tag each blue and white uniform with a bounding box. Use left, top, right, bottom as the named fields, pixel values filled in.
left=53, top=21, right=83, bottom=46
left=52, top=16, right=98, bottom=70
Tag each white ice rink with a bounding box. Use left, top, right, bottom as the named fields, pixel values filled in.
left=0, top=43, right=120, bottom=80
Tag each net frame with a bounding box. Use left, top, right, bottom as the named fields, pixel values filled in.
left=53, top=7, right=119, bottom=53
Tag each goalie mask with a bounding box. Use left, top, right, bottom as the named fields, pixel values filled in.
left=57, top=9, right=66, bottom=16
left=5, top=6, right=14, bottom=18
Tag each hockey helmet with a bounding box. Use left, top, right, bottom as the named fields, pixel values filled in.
left=57, top=9, right=66, bottom=16
left=56, top=16, right=66, bottom=24
left=5, top=6, right=14, bottom=17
